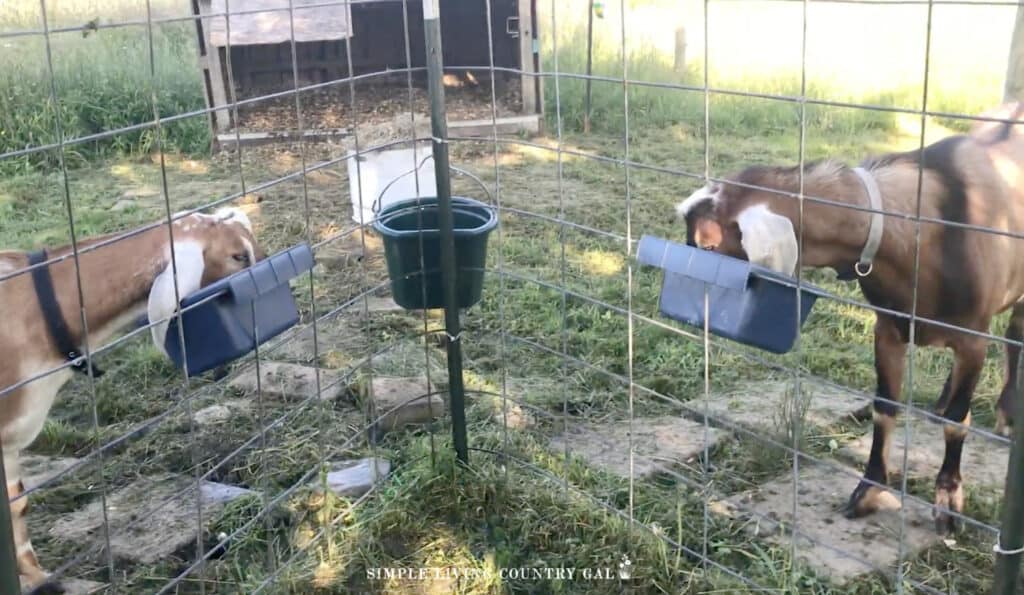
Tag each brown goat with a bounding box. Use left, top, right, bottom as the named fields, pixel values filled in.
left=675, top=102, right=1024, bottom=534
left=0, top=208, right=264, bottom=593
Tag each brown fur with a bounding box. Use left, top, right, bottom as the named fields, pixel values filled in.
left=0, top=210, right=264, bottom=591
left=680, top=102, right=1024, bottom=535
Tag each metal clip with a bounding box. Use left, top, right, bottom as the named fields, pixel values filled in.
left=854, top=261, right=873, bottom=277
left=993, top=532, right=1024, bottom=556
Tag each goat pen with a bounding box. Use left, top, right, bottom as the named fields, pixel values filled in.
left=1, top=0, right=1024, bottom=593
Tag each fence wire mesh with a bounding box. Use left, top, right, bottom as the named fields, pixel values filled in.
left=1, top=0, right=1024, bottom=592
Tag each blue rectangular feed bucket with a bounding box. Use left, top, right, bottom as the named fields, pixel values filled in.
left=164, top=243, right=314, bottom=374
left=637, top=235, right=819, bottom=354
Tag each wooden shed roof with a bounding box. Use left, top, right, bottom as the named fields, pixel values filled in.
left=206, top=0, right=353, bottom=47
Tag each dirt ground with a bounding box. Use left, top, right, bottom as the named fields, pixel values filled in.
left=233, top=77, right=525, bottom=133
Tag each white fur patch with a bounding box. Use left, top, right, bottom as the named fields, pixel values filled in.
left=241, top=237, right=255, bottom=264
left=170, top=212, right=201, bottom=233
left=735, top=204, right=798, bottom=276
left=675, top=183, right=719, bottom=220
left=0, top=257, right=17, bottom=276
left=7, top=362, right=70, bottom=452
left=148, top=241, right=206, bottom=355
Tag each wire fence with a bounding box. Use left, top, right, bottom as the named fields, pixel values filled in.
left=2, top=0, right=1024, bottom=592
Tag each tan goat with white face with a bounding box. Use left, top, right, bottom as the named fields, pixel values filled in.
left=0, top=207, right=264, bottom=593
left=675, top=103, right=1024, bottom=536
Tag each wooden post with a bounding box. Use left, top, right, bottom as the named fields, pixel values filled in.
left=197, top=0, right=231, bottom=133
left=518, top=0, right=538, bottom=116
left=190, top=0, right=216, bottom=145
left=674, top=25, right=686, bottom=74
left=583, top=0, right=594, bottom=134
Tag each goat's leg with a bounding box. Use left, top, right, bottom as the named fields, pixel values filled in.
left=4, top=451, right=63, bottom=594
left=933, top=339, right=986, bottom=535
left=842, top=316, right=907, bottom=518
left=996, top=303, right=1024, bottom=437
left=859, top=372, right=952, bottom=421
left=931, top=374, right=954, bottom=417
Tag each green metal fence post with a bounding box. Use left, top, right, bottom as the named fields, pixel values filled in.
left=994, top=350, right=1024, bottom=594
left=423, top=0, right=469, bottom=464
left=0, top=443, right=23, bottom=593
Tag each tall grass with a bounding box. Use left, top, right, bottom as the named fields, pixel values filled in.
left=0, top=1, right=207, bottom=174
left=542, top=24, right=895, bottom=138
left=540, top=1, right=1007, bottom=138
left=0, top=0, right=1011, bottom=174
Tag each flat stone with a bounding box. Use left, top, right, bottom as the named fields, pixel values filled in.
left=191, top=399, right=251, bottom=428
left=315, top=232, right=383, bottom=267
left=549, top=416, right=725, bottom=480
left=273, top=320, right=356, bottom=362
left=497, top=399, right=534, bottom=430
left=229, top=362, right=343, bottom=402
left=61, top=578, right=107, bottom=594
left=840, top=414, right=1010, bottom=490
left=319, top=458, right=391, bottom=498
left=49, top=475, right=255, bottom=564
left=22, top=454, right=81, bottom=491
left=476, top=379, right=539, bottom=430
left=316, top=246, right=361, bottom=269
left=711, top=462, right=939, bottom=585
left=193, top=404, right=232, bottom=426
left=342, top=295, right=405, bottom=315
left=703, top=380, right=868, bottom=432
left=365, top=376, right=444, bottom=433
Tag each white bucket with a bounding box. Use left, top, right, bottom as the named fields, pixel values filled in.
left=347, top=142, right=437, bottom=225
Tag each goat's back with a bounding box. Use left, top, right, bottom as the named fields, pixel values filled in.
left=971, top=102, right=1024, bottom=145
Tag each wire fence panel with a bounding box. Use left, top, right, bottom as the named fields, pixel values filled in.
left=2, top=0, right=1024, bottom=593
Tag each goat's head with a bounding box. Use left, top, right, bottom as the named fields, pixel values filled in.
left=674, top=177, right=799, bottom=276
left=147, top=207, right=266, bottom=354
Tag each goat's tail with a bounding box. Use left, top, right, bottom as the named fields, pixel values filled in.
left=971, top=102, right=1024, bottom=145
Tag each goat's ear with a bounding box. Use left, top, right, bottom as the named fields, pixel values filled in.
left=213, top=207, right=253, bottom=232
left=692, top=218, right=724, bottom=249
left=735, top=204, right=798, bottom=275
left=148, top=241, right=206, bottom=356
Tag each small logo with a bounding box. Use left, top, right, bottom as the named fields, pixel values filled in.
left=618, top=555, right=632, bottom=580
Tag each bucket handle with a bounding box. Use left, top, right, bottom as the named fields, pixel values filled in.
left=448, top=165, right=494, bottom=205
left=371, top=153, right=434, bottom=215
left=369, top=154, right=496, bottom=216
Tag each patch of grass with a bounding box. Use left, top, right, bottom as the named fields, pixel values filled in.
left=3, top=119, right=1011, bottom=594
left=0, top=1, right=207, bottom=174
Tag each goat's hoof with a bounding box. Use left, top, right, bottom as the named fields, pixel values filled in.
left=934, top=511, right=961, bottom=536
left=22, top=576, right=65, bottom=595
left=850, top=403, right=873, bottom=422
left=996, top=410, right=1014, bottom=438
left=841, top=480, right=900, bottom=519
left=934, top=481, right=964, bottom=536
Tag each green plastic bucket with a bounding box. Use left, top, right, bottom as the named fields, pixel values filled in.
left=372, top=196, right=497, bottom=310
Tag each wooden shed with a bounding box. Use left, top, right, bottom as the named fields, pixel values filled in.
left=191, top=0, right=542, bottom=145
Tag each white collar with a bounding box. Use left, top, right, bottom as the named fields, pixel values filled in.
left=851, top=167, right=883, bottom=277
